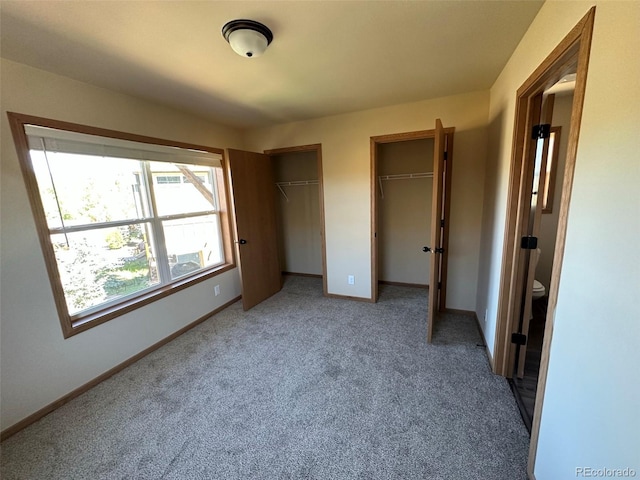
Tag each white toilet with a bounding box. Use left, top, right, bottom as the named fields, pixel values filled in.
left=532, top=279, right=546, bottom=299
left=531, top=248, right=546, bottom=299
left=528, top=249, right=546, bottom=321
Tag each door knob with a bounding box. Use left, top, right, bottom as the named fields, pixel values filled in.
left=236, top=239, right=247, bottom=245
left=423, top=246, right=444, bottom=254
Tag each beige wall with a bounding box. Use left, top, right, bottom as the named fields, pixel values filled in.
left=537, top=93, right=573, bottom=289
left=0, top=59, right=244, bottom=431
left=480, top=2, right=640, bottom=477
left=244, top=91, right=489, bottom=310
left=272, top=151, right=322, bottom=275
left=378, top=139, right=433, bottom=285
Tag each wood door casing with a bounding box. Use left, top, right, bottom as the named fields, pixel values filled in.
left=227, top=149, right=282, bottom=310
left=438, top=132, right=454, bottom=311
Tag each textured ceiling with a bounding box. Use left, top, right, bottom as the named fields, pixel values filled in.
left=0, top=1, right=543, bottom=128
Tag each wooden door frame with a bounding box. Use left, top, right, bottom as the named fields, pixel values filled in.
left=488, top=8, right=595, bottom=478
left=264, top=144, right=328, bottom=297
left=370, top=128, right=454, bottom=304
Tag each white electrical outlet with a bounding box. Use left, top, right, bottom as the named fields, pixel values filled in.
left=214, top=285, right=221, bottom=296
left=348, top=275, right=355, bottom=285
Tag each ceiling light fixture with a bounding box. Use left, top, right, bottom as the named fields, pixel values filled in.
left=222, top=19, right=273, bottom=58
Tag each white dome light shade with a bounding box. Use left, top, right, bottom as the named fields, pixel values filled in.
left=228, top=29, right=268, bottom=58
left=222, top=20, right=273, bottom=59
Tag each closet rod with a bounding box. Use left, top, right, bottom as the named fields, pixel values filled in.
left=378, top=172, right=433, bottom=199
left=276, top=179, right=319, bottom=202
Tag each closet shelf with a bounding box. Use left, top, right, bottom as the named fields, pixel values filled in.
left=378, top=172, right=433, bottom=199
left=276, top=180, right=319, bottom=202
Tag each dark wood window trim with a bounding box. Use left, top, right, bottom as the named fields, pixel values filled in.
left=8, top=112, right=236, bottom=338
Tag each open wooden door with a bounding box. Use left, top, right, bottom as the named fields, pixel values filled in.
left=426, top=119, right=446, bottom=342
left=516, top=94, right=555, bottom=377
left=227, top=149, right=282, bottom=310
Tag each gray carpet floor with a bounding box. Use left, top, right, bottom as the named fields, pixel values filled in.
left=1, top=276, right=529, bottom=479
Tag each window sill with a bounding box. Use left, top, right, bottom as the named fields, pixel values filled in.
left=65, top=262, right=235, bottom=338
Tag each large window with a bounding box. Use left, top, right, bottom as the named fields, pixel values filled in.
left=9, top=114, right=234, bottom=337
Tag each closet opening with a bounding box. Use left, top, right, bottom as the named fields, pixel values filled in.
left=265, top=145, right=327, bottom=296
left=371, top=122, right=454, bottom=341
left=377, top=138, right=434, bottom=289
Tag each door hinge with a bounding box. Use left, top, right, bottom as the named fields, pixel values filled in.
left=444, top=151, right=448, bottom=161
left=437, top=282, right=442, bottom=290
left=440, top=219, right=445, bottom=228
left=511, top=333, right=527, bottom=346
left=532, top=124, right=551, bottom=139
left=520, top=236, right=538, bottom=249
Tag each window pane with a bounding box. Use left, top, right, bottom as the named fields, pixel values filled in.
left=20, top=121, right=230, bottom=333
left=542, top=132, right=557, bottom=209
left=29, top=150, right=64, bottom=229
left=51, top=224, right=159, bottom=315
left=31, top=152, right=148, bottom=228
left=150, top=162, right=217, bottom=216
left=162, top=215, right=224, bottom=279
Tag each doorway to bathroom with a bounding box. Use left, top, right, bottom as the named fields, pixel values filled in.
left=490, top=7, right=594, bottom=477
left=510, top=85, right=575, bottom=432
